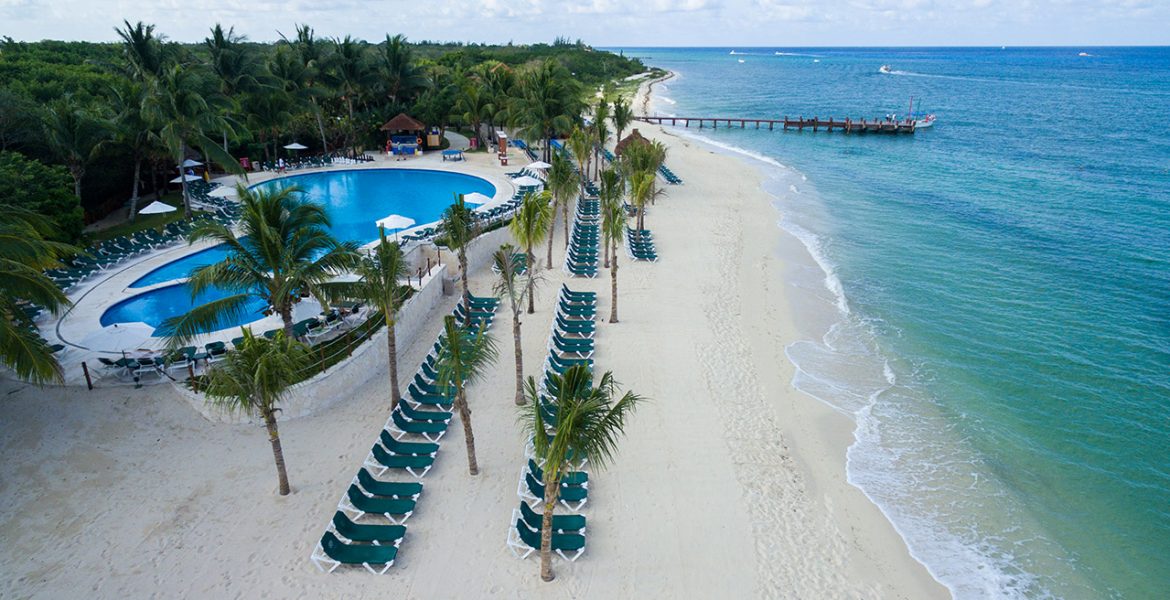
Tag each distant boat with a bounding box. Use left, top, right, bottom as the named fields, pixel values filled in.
left=1078, top=52, right=1092, bottom=57
left=879, top=65, right=893, bottom=74
left=729, top=50, right=737, bottom=55
left=813, top=59, right=821, bottom=63
left=738, top=59, right=745, bottom=64
left=1001, top=46, right=1007, bottom=50
left=907, top=96, right=935, bottom=129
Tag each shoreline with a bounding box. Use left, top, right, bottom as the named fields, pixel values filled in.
left=631, top=73, right=951, bottom=596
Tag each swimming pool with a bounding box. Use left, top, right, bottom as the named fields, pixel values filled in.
left=105, top=168, right=495, bottom=334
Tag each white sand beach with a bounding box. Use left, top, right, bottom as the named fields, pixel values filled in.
left=0, top=82, right=948, bottom=598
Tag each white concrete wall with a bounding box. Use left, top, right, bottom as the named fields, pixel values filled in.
left=176, top=265, right=448, bottom=424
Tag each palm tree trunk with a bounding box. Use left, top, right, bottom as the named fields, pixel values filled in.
left=129, top=157, right=142, bottom=221
left=70, top=166, right=83, bottom=199
left=312, top=98, right=329, bottom=154
left=562, top=200, right=570, bottom=248
left=512, top=309, right=524, bottom=405
left=526, top=251, right=536, bottom=314
left=222, top=130, right=229, bottom=153
left=178, top=156, right=192, bottom=218
left=610, top=245, right=619, bottom=323
left=637, top=205, right=645, bottom=232
left=264, top=408, right=291, bottom=495
left=459, top=247, right=470, bottom=315
left=386, top=310, right=401, bottom=408
left=456, top=388, right=478, bottom=475
left=603, top=226, right=610, bottom=268
left=280, top=305, right=294, bottom=338
left=540, top=480, right=562, bottom=581
left=545, top=216, right=556, bottom=270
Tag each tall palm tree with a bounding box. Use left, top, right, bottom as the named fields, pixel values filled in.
left=510, top=59, right=580, bottom=162
left=611, top=97, right=634, bottom=150
left=434, top=316, right=498, bottom=476
left=0, top=207, right=76, bottom=384
left=602, top=196, right=625, bottom=324
left=522, top=365, right=643, bottom=581
left=598, top=168, right=623, bottom=269
left=377, top=34, right=429, bottom=106
left=509, top=191, right=552, bottom=313
left=545, top=154, right=577, bottom=265
left=438, top=195, right=477, bottom=314
left=453, top=80, right=493, bottom=149
left=620, top=140, right=668, bottom=231
left=163, top=185, right=359, bottom=345
left=114, top=20, right=168, bottom=82
left=205, top=24, right=260, bottom=153
left=350, top=228, right=409, bottom=408
left=280, top=25, right=331, bottom=153
left=628, top=169, right=660, bottom=241
left=566, top=126, right=592, bottom=187
left=492, top=244, right=542, bottom=406
left=203, top=327, right=310, bottom=496
left=144, top=64, right=243, bottom=217
left=42, top=97, right=110, bottom=199
left=244, top=86, right=294, bottom=164
left=325, top=36, right=373, bottom=156
left=109, top=82, right=156, bottom=220
left=592, top=101, right=610, bottom=180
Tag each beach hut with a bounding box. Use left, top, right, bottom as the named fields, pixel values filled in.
left=380, top=113, right=426, bottom=158
left=615, top=128, right=650, bottom=157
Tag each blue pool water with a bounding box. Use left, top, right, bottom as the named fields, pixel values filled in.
left=100, top=282, right=268, bottom=332
left=612, top=47, right=1170, bottom=599
left=106, top=168, right=494, bottom=332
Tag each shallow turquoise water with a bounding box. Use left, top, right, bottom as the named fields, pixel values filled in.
left=613, top=47, right=1170, bottom=598
left=106, top=168, right=494, bottom=333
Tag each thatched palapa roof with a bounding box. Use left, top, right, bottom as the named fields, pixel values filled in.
left=615, top=128, right=649, bottom=156
left=380, top=113, right=425, bottom=131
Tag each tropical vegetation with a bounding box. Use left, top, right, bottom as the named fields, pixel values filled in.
left=434, top=316, right=499, bottom=475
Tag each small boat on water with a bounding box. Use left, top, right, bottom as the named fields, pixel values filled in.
left=738, top=59, right=745, bottom=64
left=879, top=65, right=893, bottom=74
left=906, top=96, right=935, bottom=129
left=1078, top=52, right=1092, bottom=57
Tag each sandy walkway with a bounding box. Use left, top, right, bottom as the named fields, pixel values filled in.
left=1, top=103, right=948, bottom=598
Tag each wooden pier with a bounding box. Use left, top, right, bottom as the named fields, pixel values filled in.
left=635, top=115, right=918, bottom=134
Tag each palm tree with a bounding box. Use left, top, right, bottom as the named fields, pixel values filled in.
left=434, top=316, right=499, bottom=475
left=611, top=97, right=634, bottom=150
left=0, top=207, right=76, bottom=384
left=203, top=327, right=310, bottom=496
left=509, top=191, right=552, bottom=314
left=350, top=228, right=410, bottom=408
left=280, top=25, right=331, bottom=153
left=205, top=24, right=260, bottom=153
left=620, top=140, right=668, bottom=231
left=453, top=80, right=493, bottom=149
left=510, top=59, right=580, bottom=162
left=522, top=365, right=643, bottom=581
left=566, top=126, right=592, bottom=188
left=114, top=20, right=168, bottom=82
left=598, top=168, right=623, bottom=269
left=377, top=34, right=429, bottom=106
left=42, top=97, right=110, bottom=199
left=325, top=36, right=373, bottom=156
left=163, top=185, right=359, bottom=345
left=144, top=64, right=243, bottom=217
left=545, top=154, right=577, bottom=265
left=438, top=195, right=477, bottom=314
left=108, top=82, right=156, bottom=220
left=592, top=101, right=611, bottom=180
left=492, top=244, right=542, bottom=406
left=628, top=169, right=660, bottom=241
left=244, top=86, right=294, bottom=164
left=602, top=196, right=625, bottom=324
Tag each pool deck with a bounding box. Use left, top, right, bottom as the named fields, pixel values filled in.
left=33, top=145, right=523, bottom=387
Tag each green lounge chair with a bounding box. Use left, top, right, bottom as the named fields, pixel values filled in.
left=520, top=469, right=588, bottom=512
left=506, top=518, right=585, bottom=561
left=396, top=400, right=452, bottom=424
left=528, top=458, right=588, bottom=487
left=389, top=408, right=449, bottom=443
left=311, top=531, right=398, bottom=574
left=354, top=468, right=424, bottom=499
left=379, top=430, right=440, bottom=456
left=330, top=510, right=406, bottom=544
left=366, top=443, right=435, bottom=478
left=405, top=383, right=455, bottom=410
left=518, top=500, right=586, bottom=533
left=339, top=484, right=416, bottom=524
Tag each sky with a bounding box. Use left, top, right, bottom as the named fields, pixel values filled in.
left=1, top=0, right=1168, bottom=46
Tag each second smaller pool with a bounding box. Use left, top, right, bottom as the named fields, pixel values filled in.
left=101, top=283, right=268, bottom=335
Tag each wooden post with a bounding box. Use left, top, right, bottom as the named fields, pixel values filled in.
left=82, top=361, right=93, bottom=390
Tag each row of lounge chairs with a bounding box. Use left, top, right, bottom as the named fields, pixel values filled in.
left=626, top=227, right=659, bottom=262
left=565, top=197, right=600, bottom=278
left=506, top=284, right=596, bottom=562
left=311, top=294, right=501, bottom=574
left=658, top=164, right=684, bottom=185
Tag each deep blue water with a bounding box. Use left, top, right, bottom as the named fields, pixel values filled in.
left=104, top=168, right=494, bottom=333
left=614, top=47, right=1170, bottom=599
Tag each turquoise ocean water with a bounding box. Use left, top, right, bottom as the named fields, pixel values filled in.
left=612, top=47, right=1170, bottom=598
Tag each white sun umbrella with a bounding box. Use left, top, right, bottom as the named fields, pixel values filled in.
left=513, top=175, right=543, bottom=188
left=137, top=200, right=177, bottom=215
left=181, top=159, right=203, bottom=168
left=81, top=322, right=156, bottom=353
left=283, top=142, right=309, bottom=151
left=375, top=214, right=416, bottom=241
left=525, top=160, right=552, bottom=170
left=208, top=186, right=238, bottom=198
left=463, top=192, right=492, bottom=205
left=170, top=174, right=202, bottom=183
